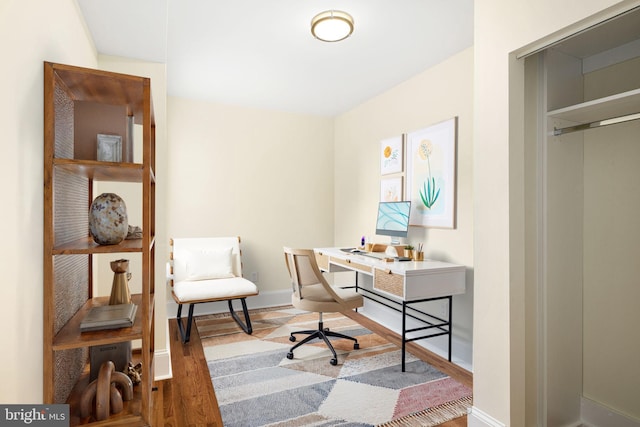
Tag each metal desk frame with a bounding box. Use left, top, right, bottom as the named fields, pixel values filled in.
left=352, top=275, right=453, bottom=371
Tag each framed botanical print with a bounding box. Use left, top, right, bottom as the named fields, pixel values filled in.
left=380, top=176, right=403, bottom=202
left=380, top=135, right=403, bottom=175
left=405, top=117, right=457, bottom=228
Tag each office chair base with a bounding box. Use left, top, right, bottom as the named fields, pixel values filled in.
left=287, top=321, right=359, bottom=365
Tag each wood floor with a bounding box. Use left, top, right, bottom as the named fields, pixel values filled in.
left=153, top=311, right=471, bottom=426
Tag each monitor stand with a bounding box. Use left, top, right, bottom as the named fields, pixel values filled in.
left=385, top=246, right=399, bottom=257
left=385, top=237, right=400, bottom=256
left=386, top=237, right=404, bottom=257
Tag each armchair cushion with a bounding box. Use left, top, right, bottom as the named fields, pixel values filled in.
left=173, top=277, right=258, bottom=303
left=184, top=247, right=234, bottom=281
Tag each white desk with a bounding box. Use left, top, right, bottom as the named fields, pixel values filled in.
left=315, top=247, right=466, bottom=370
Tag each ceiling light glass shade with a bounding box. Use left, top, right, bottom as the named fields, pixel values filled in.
left=311, top=10, right=354, bottom=42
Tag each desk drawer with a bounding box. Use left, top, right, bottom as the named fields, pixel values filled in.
left=374, top=268, right=404, bottom=298
left=331, top=257, right=373, bottom=274
left=315, top=252, right=330, bottom=271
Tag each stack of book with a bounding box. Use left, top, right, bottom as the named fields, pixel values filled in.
left=80, top=303, right=137, bottom=332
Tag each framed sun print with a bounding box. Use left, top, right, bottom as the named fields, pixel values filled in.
left=405, top=117, right=457, bottom=228
left=380, top=135, right=403, bottom=175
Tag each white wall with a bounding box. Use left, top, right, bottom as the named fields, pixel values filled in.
left=333, top=48, right=474, bottom=367
left=165, top=97, right=334, bottom=306
left=0, top=0, right=97, bottom=403
left=582, top=59, right=640, bottom=420
left=473, top=0, right=640, bottom=425
left=583, top=120, right=640, bottom=420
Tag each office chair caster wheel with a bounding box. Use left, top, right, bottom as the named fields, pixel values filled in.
left=289, top=335, right=296, bottom=342
left=287, top=352, right=294, bottom=360
left=330, top=358, right=337, bottom=366
left=354, top=343, right=360, bottom=350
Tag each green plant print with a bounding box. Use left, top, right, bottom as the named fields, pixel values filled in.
left=418, top=139, right=440, bottom=209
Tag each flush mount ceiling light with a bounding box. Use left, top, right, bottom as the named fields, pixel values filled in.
left=311, top=10, right=354, bottom=42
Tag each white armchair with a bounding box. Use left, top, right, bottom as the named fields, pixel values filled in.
left=168, top=236, right=259, bottom=342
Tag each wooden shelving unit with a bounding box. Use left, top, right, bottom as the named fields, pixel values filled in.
left=43, top=62, right=156, bottom=426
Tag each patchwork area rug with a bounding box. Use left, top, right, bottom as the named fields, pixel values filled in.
left=196, top=307, right=472, bottom=427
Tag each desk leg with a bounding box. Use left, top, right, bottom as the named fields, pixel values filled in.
left=401, top=302, right=407, bottom=372
left=355, top=272, right=359, bottom=312
left=448, top=296, right=453, bottom=362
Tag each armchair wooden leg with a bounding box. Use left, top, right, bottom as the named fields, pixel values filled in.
left=228, top=298, right=253, bottom=334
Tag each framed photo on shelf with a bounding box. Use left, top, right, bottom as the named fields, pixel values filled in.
left=380, top=135, right=403, bottom=175
left=405, top=117, right=457, bottom=228
left=97, top=134, right=122, bottom=162
left=380, top=176, right=403, bottom=202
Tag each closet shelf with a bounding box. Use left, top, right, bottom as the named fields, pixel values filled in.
left=547, top=88, right=640, bottom=124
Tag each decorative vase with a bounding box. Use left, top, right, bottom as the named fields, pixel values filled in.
left=109, top=259, right=132, bottom=305
left=89, top=193, right=128, bottom=245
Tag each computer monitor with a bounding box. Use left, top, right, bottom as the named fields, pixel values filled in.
left=375, top=201, right=411, bottom=244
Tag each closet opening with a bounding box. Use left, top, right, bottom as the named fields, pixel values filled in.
left=523, top=6, right=640, bottom=426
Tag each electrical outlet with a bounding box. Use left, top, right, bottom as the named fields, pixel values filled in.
left=250, top=272, right=259, bottom=283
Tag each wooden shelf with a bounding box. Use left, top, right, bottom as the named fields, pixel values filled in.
left=54, top=159, right=152, bottom=183
left=547, top=88, right=640, bottom=123
left=53, top=237, right=145, bottom=255
left=53, top=295, right=147, bottom=350
left=52, top=62, right=154, bottom=123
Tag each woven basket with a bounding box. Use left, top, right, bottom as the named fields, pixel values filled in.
left=374, top=269, right=404, bottom=298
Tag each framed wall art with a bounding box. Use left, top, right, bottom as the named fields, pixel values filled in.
left=380, top=176, right=403, bottom=202
left=97, top=134, right=122, bottom=162
left=405, top=117, right=457, bottom=228
left=380, top=135, right=403, bottom=175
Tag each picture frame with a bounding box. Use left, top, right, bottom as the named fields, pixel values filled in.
left=97, top=134, right=122, bottom=162
left=405, top=117, right=457, bottom=228
left=380, top=135, right=403, bottom=175
left=380, top=176, right=403, bottom=202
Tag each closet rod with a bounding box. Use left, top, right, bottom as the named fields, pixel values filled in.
left=553, top=112, right=640, bottom=136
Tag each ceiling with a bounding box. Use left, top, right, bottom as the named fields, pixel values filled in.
left=77, top=0, right=474, bottom=116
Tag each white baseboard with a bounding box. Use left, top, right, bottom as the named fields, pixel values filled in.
left=154, top=318, right=173, bottom=381
left=359, top=300, right=473, bottom=371
left=581, top=396, right=640, bottom=427
left=466, top=398, right=640, bottom=427
left=468, top=406, right=506, bottom=427
left=154, top=348, right=172, bottom=381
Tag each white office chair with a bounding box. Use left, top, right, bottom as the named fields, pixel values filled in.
left=168, top=236, right=259, bottom=342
